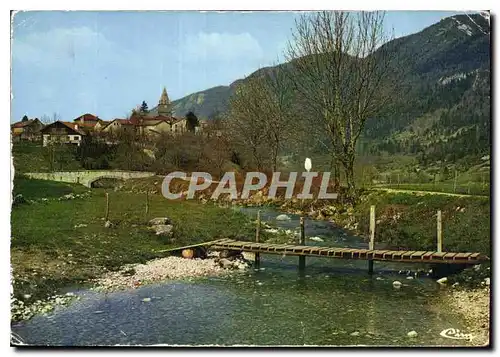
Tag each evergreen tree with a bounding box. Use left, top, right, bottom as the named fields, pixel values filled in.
left=186, top=111, right=199, bottom=132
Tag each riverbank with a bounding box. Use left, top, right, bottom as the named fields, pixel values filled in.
left=440, top=286, right=490, bottom=346
left=92, top=254, right=251, bottom=292
left=10, top=177, right=254, bottom=321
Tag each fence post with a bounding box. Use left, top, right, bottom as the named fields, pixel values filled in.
left=255, top=210, right=261, bottom=267
left=437, top=210, right=442, bottom=253
left=369, top=205, right=375, bottom=274
left=105, top=192, right=110, bottom=221
left=299, top=217, right=306, bottom=271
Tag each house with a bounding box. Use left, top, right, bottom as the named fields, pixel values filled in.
left=11, top=118, right=44, bottom=141
left=73, top=113, right=102, bottom=132
left=100, top=118, right=136, bottom=134
left=41, top=121, right=87, bottom=147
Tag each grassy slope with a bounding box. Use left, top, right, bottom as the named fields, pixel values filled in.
left=10, top=178, right=254, bottom=300
left=352, top=191, right=490, bottom=256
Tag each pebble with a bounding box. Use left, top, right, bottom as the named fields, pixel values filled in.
left=376, top=277, right=383, bottom=281
left=350, top=331, right=360, bottom=336
left=142, top=298, right=151, bottom=302
left=484, top=278, right=490, bottom=286
left=406, top=276, right=414, bottom=280
left=437, top=277, right=448, bottom=285
left=407, top=331, right=418, bottom=338
left=93, top=256, right=236, bottom=292
left=393, top=281, right=402, bottom=289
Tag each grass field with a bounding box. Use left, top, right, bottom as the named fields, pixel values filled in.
left=10, top=177, right=254, bottom=300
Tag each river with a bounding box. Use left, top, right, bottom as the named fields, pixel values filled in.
left=11, top=206, right=469, bottom=346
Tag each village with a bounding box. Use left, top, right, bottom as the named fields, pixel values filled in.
left=11, top=87, right=209, bottom=146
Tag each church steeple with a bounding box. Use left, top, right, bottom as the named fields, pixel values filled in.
left=157, top=87, right=173, bottom=116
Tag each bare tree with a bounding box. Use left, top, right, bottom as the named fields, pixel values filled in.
left=261, top=64, right=295, bottom=171
left=226, top=78, right=272, bottom=171
left=226, top=65, right=295, bottom=171
left=285, top=11, right=399, bottom=199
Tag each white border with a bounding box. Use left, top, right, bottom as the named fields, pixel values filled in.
left=2, top=1, right=497, bottom=356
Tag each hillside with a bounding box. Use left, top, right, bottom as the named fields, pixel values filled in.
left=168, top=13, right=491, bottom=165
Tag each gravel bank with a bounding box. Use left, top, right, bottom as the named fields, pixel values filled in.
left=444, top=287, right=491, bottom=346
left=92, top=255, right=248, bottom=292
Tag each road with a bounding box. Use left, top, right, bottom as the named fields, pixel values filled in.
left=371, top=187, right=489, bottom=198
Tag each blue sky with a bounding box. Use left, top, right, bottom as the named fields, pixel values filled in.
left=11, top=10, right=468, bottom=122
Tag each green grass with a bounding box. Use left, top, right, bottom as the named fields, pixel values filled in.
left=12, top=141, right=83, bottom=173
left=353, top=190, right=491, bottom=256
left=10, top=178, right=254, bottom=300
left=12, top=176, right=88, bottom=200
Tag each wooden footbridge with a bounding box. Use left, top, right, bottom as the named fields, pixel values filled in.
left=161, top=238, right=487, bottom=265
left=160, top=207, right=488, bottom=272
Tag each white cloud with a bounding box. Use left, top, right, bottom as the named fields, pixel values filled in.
left=12, top=26, right=129, bottom=68
left=182, top=32, right=264, bottom=62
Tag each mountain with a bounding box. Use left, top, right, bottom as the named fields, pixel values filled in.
left=170, top=13, right=491, bottom=162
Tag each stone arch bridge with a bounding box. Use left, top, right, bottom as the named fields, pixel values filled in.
left=24, top=170, right=157, bottom=188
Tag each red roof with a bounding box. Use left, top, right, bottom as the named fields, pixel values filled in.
left=11, top=118, right=40, bottom=128
left=74, top=113, right=99, bottom=122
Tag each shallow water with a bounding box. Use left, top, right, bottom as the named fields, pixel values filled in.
left=12, top=206, right=470, bottom=346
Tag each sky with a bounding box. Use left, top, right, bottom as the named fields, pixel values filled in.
left=10, top=10, right=471, bottom=122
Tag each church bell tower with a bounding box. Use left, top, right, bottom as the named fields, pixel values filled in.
left=157, top=87, right=173, bottom=116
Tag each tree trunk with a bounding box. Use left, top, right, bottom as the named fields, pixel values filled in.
left=343, top=158, right=356, bottom=202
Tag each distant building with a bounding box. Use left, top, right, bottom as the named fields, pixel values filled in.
left=73, top=113, right=103, bottom=132
left=11, top=118, right=44, bottom=141
left=98, top=87, right=194, bottom=137
left=40, top=121, right=87, bottom=147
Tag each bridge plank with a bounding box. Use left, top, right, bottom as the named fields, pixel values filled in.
left=410, top=251, right=427, bottom=259
left=432, top=252, right=447, bottom=258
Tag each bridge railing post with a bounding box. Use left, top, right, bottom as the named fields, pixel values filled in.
left=255, top=210, right=261, bottom=268
left=299, top=217, right=306, bottom=271
left=368, top=205, right=375, bottom=275
left=437, top=210, right=442, bottom=253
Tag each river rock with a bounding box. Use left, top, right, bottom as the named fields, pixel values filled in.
left=436, top=277, right=448, bottom=285
left=276, top=214, right=291, bottom=221
left=309, top=236, right=324, bottom=242
left=219, top=258, right=235, bottom=269
left=13, top=194, right=26, bottom=205
left=153, top=224, right=174, bottom=237
left=392, top=281, right=402, bottom=289
left=149, top=217, right=171, bottom=226
left=407, top=331, right=418, bottom=338
left=219, top=250, right=242, bottom=260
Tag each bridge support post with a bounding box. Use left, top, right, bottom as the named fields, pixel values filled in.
left=299, top=217, right=306, bottom=271
left=368, top=205, right=375, bottom=275
left=255, top=210, right=261, bottom=268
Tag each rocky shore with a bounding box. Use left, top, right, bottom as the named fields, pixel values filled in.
left=443, top=286, right=490, bottom=346
left=92, top=252, right=251, bottom=292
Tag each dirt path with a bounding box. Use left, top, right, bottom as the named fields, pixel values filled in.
left=371, top=187, right=489, bottom=198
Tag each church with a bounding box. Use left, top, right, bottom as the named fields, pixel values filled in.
left=97, top=87, right=191, bottom=136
